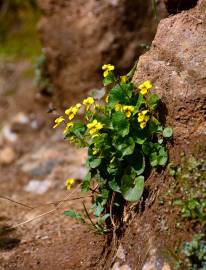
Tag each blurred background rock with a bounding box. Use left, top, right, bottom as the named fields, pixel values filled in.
left=0, top=0, right=168, bottom=107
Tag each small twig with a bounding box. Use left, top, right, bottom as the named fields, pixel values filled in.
left=0, top=194, right=92, bottom=210
left=82, top=202, right=96, bottom=228
left=90, top=184, right=99, bottom=194
left=9, top=184, right=81, bottom=230
left=34, top=195, right=93, bottom=208
left=0, top=196, right=34, bottom=209
left=109, top=192, right=116, bottom=229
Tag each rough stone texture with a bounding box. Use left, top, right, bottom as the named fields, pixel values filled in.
left=102, top=1, right=206, bottom=269
left=133, top=0, right=206, bottom=148
left=37, top=0, right=167, bottom=104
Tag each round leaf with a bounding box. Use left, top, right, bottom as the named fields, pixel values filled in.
left=121, top=176, right=144, bottom=202
left=112, top=112, right=130, bottom=137
left=89, top=158, right=101, bottom=168
left=163, top=127, right=173, bottom=138
left=128, top=151, right=145, bottom=175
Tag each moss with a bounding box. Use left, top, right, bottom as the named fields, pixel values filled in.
left=0, top=1, right=41, bottom=61
left=167, top=142, right=206, bottom=269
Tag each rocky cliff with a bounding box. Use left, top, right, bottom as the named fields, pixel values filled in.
left=37, top=0, right=167, bottom=104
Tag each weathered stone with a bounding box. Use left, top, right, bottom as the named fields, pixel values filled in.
left=37, top=0, right=167, bottom=103
left=133, top=0, right=206, bottom=145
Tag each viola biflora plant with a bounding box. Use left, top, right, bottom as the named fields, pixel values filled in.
left=53, top=64, right=173, bottom=233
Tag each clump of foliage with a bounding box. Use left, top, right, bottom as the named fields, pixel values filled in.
left=171, top=157, right=206, bottom=223
left=182, top=234, right=206, bottom=270
left=35, top=54, right=54, bottom=95
left=168, top=154, right=206, bottom=268
left=54, top=64, right=172, bottom=232
left=0, top=0, right=41, bottom=59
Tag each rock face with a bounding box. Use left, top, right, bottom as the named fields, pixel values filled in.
left=133, top=0, right=206, bottom=146
left=106, top=1, right=206, bottom=269
left=37, top=0, right=167, bottom=104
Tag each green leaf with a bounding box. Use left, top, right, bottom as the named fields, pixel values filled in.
left=121, top=175, right=144, bottom=202
left=120, top=83, right=133, bottom=98
left=148, top=144, right=168, bottom=167
left=94, top=203, right=104, bottom=217
left=150, top=152, right=158, bottom=167
left=130, top=151, right=145, bottom=175
left=163, top=127, right=173, bottom=138
left=94, top=113, right=111, bottom=128
left=64, top=210, right=86, bottom=224
left=126, top=61, right=137, bottom=79
left=134, top=128, right=150, bottom=144
left=71, top=121, right=86, bottom=137
left=134, top=94, right=145, bottom=113
left=107, top=164, right=119, bottom=175
left=108, top=85, right=126, bottom=106
left=109, top=179, right=121, bottom=193
left=112, top=111, right=130, bottom=137
left=117, top=137, right=135, bottom=157
left=158, top=147, right=168, bottom=166
left=148, top=93, right=160, bottom=110
left=103, top=73, right=115, bottom=86
left=93, top=133, right=110, bottom=148
left=81, top=172, right=91, bottom=192
left=89, top=158, right=102, bottom=168
left=142, top=141, right=153, bottom=155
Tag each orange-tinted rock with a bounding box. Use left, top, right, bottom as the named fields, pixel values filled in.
left=37, top=0, right=167, bottom=104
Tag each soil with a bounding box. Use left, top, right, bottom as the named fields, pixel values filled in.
left=0, top=60, right=104, bottom=270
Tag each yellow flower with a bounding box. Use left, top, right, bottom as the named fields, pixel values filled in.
left=93, top=147, right=99, bottom=155
left=65, top=178, right=75, bottom=190
left=122, top=105, right=134, bottom=118
left=65, top=106, right=79, bottom=120
left=69, top=136, right=76, bottom=143
left=53, top=116, right=65, bottom=128
left=83, top=97, right=94, bottom=110
left=137, top=110, right=149, bottom=122
left=120, top=75, right=128, bottom=84
left=105, top=95, right=109, bottom=103
left=114, top=103, right=123, bottom=112
left=75, top=103, right=81, bottom=109
left=138, top=110, right=150, bottom=129
left=63, top=122, right=74, bottom=134
left=138, top=80, right=153, bottom=95
left=102, top=64, right=115, bottom=77
left=140, top=121, right=147, bottom=129
left=87, top=119, right=103, bottom=135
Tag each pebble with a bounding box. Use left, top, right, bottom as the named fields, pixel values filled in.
left=0, top=146, right=16, bottom=165
left=21, top=159, right=60, bottom=177
left=24, top=179, right=51, bottom=194
left=116, top=244, right=126, bottom=261
left=2, top=125, right=18, bottom=142
left=112, top=262, right=131, bottom=270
